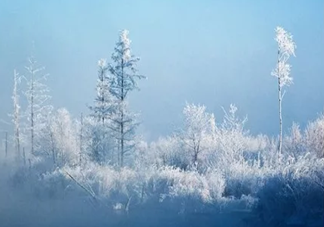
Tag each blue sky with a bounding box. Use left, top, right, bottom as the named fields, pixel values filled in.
left=0, top=0, right=323, bottom=140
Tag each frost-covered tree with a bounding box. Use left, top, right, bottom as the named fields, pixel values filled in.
left=75, top=115, right=94, bottom=164
left=24, top=55, right=53, bottom=156
left=88, top=59, right=116, bottom=164
left=271, top=27, right=296, bottom=155
left=50, top=108, right=79, bottom=166
left=89, top=59, right=115, bottom=125
left=12, top=70, right=21, bottom=164
left=180, top=103, right=216, bottom=169
left=215, top=104, right=249, bottom=167
left=108, top=30, right=145, bottom=167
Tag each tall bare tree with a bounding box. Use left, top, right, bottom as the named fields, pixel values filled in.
left=271, top=27, right=296, bottom=156
left=24, top=55, right=52, bottom=156
left=12, top=69, right=21, bottom=163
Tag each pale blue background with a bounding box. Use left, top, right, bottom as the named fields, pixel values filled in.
left=0, top=0, right=323, bottom=140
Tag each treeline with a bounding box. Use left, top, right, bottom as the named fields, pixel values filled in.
left=1, top=28, right=323, bottom=227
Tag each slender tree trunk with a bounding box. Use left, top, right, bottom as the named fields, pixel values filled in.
left=193, top=151, right=198, bottom=167
left=31, top=74, right=34, bottom=155
left=117, top=141, right=120, bottom=168
left=121, top=117, right=124, bottom=167
left=192, top=138, right=198, bottom=166
left=278, top=78, right=282, bottom=156
left=277, top=50, right=283, bottom=157
left=23, top=147, right=26, bottom=166
left=121, top=107, right=124, bottom=168
left=16, top=129, right=21, bottom=163
left=28, top=158, right=31, bottom=171
left=101, top=73, right=105, bottom=125
left=13, top=70, right=21, bottom=164
left=120, top=59, right=124, bottom=168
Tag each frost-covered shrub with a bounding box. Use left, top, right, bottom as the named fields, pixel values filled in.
left=62, top=164, right=129, bottom=197
left=205, top=170, right=226, bottom=199
left=256, top=176, right=324, bottom=226
left=157, top=167, right=225, bottom=202
left=60, top=162, right=157, bottom=209
left=10, top=166, right=72, bottom=199
left=305, top=114, right=324, bottom=158
left=255, top=153, right=324, bottom=226
left=178, top=103, right=216, bottom=169
left=37, top=168, right=71, bottom=198
left=150, top=136, right=188, bottom=169
left=7, top=100, right=324, bottom=226
left=50, top=108, right=80, bottom=166
left=284, top=122, right=305, bottom=160
left=222, top=160, right=271, bottom=199
left=206, top=104, right=252, bottom=171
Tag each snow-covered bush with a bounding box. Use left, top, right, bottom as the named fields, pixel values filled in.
left=210, top=104, right=249, bottom=168
left=255, top=152, right=324, bottom=226
left=178, top=103, right=216, bottom=169
left=157, top=167, right=225, bottom=203
left=149, top=136, right=187, bottom=169
left=284, top=122, right=305, bottom=160
left=305, top=113, right=324, bottom=158
left=49, top=108, right=79, bottom=166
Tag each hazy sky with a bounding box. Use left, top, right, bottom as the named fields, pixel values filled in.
left=0, top=0, right=323, bottom=140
